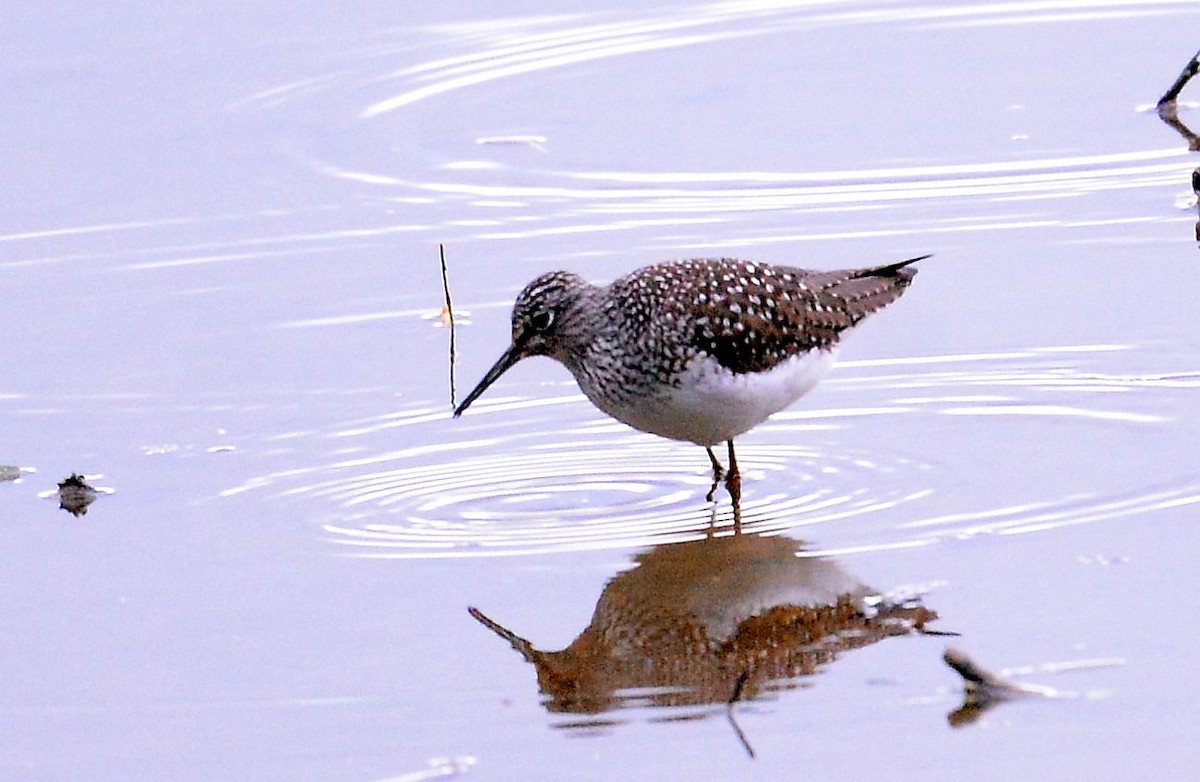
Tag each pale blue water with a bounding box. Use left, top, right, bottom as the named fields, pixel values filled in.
left=3, top=2, right=1200, bottom=779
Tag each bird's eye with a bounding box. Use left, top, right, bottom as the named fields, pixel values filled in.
left=530, top=310, right=555, bottom=332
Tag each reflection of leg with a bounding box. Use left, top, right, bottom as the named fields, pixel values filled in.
left=705, top=446, right=724, bottom=502
left=706, top=500, right=719, bottom=539
left=725, top=440, right=742, bottom=530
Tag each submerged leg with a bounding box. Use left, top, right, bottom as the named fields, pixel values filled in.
left=705, top=446, right=724, bottom=503
left=725, top=439, right=742, bottom=530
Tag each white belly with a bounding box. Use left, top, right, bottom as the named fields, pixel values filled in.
left=597, top=349, right=837, bottom=446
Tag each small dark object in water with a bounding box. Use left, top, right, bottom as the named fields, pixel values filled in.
left=57, top=473, right=98, bottom=517
left=1157, top=48, right=1200, bottom=108
left=943, top=647, right=1056, bottom=727
left=1155, top=50, right=1200, bottom=242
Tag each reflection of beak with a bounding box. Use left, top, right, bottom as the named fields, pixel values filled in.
left=453, top=343, right=523, bottom=417
left=468, top=606, right=537, bottom=663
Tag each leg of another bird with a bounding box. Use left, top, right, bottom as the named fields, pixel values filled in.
left=705, top=446, right=724, bottom=503
left=725, top=440, right=742, bottom=530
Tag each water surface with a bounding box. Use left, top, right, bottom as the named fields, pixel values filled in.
left=3, top=1, right=1200, bottom=779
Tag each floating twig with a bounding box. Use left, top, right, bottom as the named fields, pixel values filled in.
left=1156, top=49, right=1200, bottom=153
left=943, top=647, right=1061, bottom=727
left=1157, top=48, right=1200, bottom=108
left=1154, top=50, right=1200, bottom=245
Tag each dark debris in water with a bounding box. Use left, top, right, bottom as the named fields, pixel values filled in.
left=943, top=647, right=1057, bottom=728
left=1157, top=48, right=1200, bottom=110
left=1156, top=48, right=1200, bottom=242
left=57, top=473, right=100, bottom=517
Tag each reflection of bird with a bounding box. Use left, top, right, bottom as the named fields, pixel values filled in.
left=469, top=533, right=937, bottom=714
left=453, top=256, right=924, bottom=503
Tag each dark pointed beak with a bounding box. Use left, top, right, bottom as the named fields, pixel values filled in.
left=453, top=343, right=522, bottom=417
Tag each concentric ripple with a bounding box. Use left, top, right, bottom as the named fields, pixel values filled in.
left=357, top=1, right=1197, bottom=120
left=223, top=343, right=1198, bottom=558
left=286, top=0, right=1200, bottom=247
left=263, top=430, right=932, bottom=558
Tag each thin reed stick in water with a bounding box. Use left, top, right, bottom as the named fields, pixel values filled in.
left=440, top=244, right=457, bottom=408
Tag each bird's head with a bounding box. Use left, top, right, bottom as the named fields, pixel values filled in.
left=453, top=271, right=588, bottom=417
